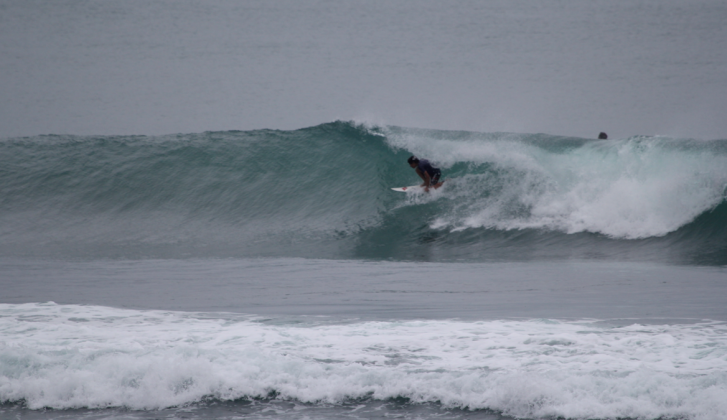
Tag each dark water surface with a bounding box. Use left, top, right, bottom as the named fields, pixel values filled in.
left=2, top=258, right=726, bottom=321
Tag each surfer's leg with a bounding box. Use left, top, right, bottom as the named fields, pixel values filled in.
left=431, top=171, right=443, bottom=189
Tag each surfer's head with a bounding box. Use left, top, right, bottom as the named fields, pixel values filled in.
left=407, top=156, right=419, bottom=168
left=598, top=132, right=608, bottom=139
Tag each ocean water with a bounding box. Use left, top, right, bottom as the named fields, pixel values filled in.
left=2, top=1, right=727, bottom=420
left=2, top=123, right=727, bottom=420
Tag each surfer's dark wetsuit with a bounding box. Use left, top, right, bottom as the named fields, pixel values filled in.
left=417, top=159, right=441, bottom=185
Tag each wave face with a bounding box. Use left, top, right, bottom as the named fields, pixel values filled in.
left=1, top=121, right=726, bottom=264
left=2, top=303, right=727, bottom=419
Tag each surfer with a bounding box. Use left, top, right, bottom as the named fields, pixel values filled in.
left=407, top=156, right=443, bottom=192
left=598, top=132, right=608, bottom=139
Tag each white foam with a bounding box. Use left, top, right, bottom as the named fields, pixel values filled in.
left=1, top=303, right=726, bottom=419
left=386, top=132, right=727, bottom=238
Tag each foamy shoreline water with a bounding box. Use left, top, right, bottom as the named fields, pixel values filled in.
left=2, top=302, right=726, bottom=420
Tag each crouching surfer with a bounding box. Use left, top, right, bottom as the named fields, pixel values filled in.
left=407, top=156, right=444, bottom=192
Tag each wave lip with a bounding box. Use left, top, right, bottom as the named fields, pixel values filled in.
left=385, top=129, right=727, bottom=239
left=1, top=122, right=726, bottom=263
left=1, top=303, right=727, bottom=420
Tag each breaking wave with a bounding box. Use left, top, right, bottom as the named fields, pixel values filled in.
left=1, top=121, right=726, bottom=264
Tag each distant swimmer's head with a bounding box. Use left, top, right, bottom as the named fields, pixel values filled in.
left=598, top=132, right=608, bottom=139
left=407, top=156, right=419, bottom=168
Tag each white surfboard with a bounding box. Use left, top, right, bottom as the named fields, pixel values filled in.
left=391, top=185, right=422, bottom=192
left=391, top=179, right=449, bottom=192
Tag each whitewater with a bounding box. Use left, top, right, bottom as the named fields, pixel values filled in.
left=2, top=303, right=727, bottom=420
